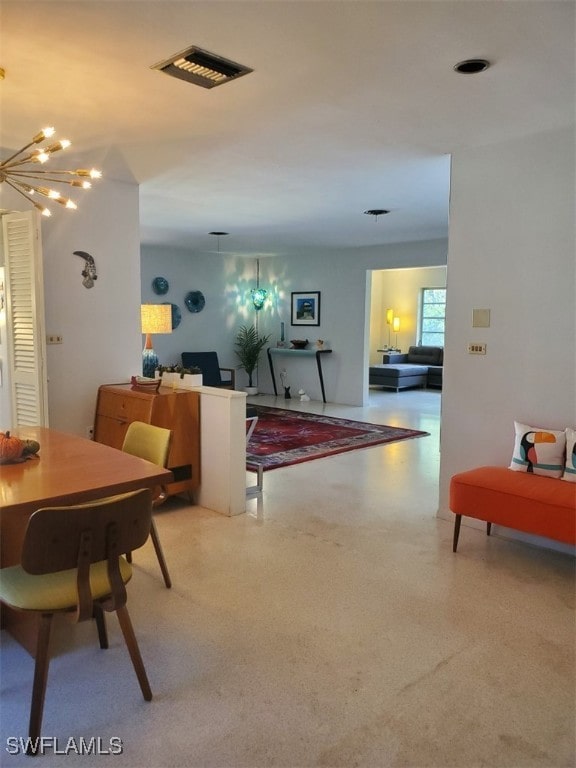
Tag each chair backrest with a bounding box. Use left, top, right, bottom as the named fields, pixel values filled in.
left=181, top=352, right=223, bottom=387
left=21, top=489, right=153, bottom=620
left=122, top=421, right=171, bottom=467
left=21, top=489, right=153, bottom=576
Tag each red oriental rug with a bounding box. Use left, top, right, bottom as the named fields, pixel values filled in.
left=246, top=406, right=428, bottom=472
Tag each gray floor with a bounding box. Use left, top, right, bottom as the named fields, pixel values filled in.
left=1, top=389, right=574, bottom=767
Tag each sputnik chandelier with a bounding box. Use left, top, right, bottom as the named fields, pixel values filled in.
left=0, top=127, right=101, bottom=217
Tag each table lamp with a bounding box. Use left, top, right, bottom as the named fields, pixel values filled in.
left=141, top=304, right=172, bottom=377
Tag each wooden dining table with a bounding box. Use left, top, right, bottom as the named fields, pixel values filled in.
left=0, top=426, right=173, bottom=655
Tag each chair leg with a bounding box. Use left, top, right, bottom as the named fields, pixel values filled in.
left=125, top=551, right=133, bottom=563
left=486, top=521, right=492, bottom=537
left=28, top=613, right=53, bottom=750
left=93, top=603, right=109, bottom=649
left=115, top=605, right=152, bottom=701
left=150, top=518, right=172, bottom=588
left=246, top=463, right=264, bottom=496
left=452, top=514, right=462, bottom=553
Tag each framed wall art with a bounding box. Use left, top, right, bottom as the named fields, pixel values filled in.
left=291, top=291, right=320, bottom=326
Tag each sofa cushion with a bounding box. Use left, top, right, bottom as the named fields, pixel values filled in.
left=562, top=427, right=576, bottom=483
left=369, top=364, right=430, bottom=378
left=406, top=346, right=443, bottom=366
left=426, top=366, right=443, bottom=387
left=509, top=421, right=566, bottom=479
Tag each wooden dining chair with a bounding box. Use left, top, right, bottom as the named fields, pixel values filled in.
left=121, top=421, right=173, bottom=588
left=0, top=489, right=154, bottom=752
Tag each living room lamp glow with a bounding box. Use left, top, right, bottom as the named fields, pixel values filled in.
left=141, top=304, right=172, bottom=377
left=386, top=308, right=394, bottom=346
left=0, top=126, right=102, bottom=217
left=393, top=316, right=401, bottom=348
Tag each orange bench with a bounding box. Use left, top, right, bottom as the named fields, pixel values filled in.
left=449, top=466, right=576, bottom=552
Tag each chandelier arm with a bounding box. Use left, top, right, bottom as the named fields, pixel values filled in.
left=7, top=168, right=73, bottom=175
left=0, top=141, right=38, bottom=167
left=6, top=171, right=83, bottom=187
left=1, top=152, right=45, bottom=170
left=4, top=177, right=40, bottom=205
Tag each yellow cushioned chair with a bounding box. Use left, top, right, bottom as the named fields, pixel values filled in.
left=121, top=421, right=173, bottom=588
left=0, top=489, right=153, bottom=752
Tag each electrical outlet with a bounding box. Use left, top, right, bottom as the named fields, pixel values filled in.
left=468, top=342, right=487, bottom=355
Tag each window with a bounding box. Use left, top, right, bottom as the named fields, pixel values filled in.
left=420, top=288, right=446, bottom=347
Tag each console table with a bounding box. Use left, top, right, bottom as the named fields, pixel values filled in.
left=267, top=347, right=333, bottom=403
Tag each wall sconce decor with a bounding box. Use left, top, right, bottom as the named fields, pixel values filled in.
left=141, top=304, right=172, bottom=377
left=251, top=258, right=267, bottom=311
left=73, top=250, right=98, bottom=289
left=0, top=127, right=101, bottom=217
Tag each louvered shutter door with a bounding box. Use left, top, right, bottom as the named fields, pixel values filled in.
left=2, top=211, right=49, bottom=427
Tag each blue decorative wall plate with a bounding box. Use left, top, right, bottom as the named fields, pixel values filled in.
left=184, top=291, right=205, bottom=313
left=152, top=276, right=169, bottom=295
left=163, top=302, right=182, bottom=329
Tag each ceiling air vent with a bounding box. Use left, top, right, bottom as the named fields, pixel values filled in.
left=151, top=46, right=253, bottom=89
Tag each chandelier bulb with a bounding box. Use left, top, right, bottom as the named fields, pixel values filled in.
left=1, top=127, right=100, bottom=217
left=32, top=127, right=55, bottom=144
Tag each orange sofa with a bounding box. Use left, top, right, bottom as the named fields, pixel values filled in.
left=449, top=466, right=576, bottom=552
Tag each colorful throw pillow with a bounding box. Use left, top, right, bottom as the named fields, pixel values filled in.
left=509, top=421, right=566, bottom=478
left=562, top=427, right=576, bottom=482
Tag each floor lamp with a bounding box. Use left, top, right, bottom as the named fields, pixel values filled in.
left=141, top=304, right=172, bottom=377
left=393, top=316, right=401, bottom=351
left=386, top=308, right=394, bottom=348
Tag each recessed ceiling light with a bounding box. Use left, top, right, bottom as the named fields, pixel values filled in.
left=454, top=59, right=490, bottom=74
left=151, top=46, right=253, bottom=89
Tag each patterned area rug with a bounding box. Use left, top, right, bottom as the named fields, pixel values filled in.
left=247, top=406, right=429, bottom=472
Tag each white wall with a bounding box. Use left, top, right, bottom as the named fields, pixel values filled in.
left=41, top=178, right=142, bottom=434
left=141, top=239, right=448, bottom=406
left=0, top=175, right=142, bottom=436
left=369, top=266, right=447, bottom=362
left=439, top=127, right=575, bottom=524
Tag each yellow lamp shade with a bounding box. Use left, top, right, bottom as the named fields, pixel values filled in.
left=392, top=316, right=401, bottom=332
left=141, top=304, right=172, bottom=335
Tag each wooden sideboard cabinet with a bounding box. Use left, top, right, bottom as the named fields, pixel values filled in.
left=94, top=384, right=200, bottom=497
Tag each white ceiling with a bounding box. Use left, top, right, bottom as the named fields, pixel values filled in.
left=1, top=1, right=574, bottom=256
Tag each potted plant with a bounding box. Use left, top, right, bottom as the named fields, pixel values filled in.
left=234, top=324, right=270, bottom=394
left=155, top=364, right=203, bottom=388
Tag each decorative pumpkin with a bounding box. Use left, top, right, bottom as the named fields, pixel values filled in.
left=0, top=431, right=25, bottom=463
left=22, top=439, right=41, bottom=457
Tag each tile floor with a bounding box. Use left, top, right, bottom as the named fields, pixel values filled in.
left=1, top=389, right=574, bottom=767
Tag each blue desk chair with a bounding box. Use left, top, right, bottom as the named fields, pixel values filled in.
left=181, top=351, right=235, bottom=389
